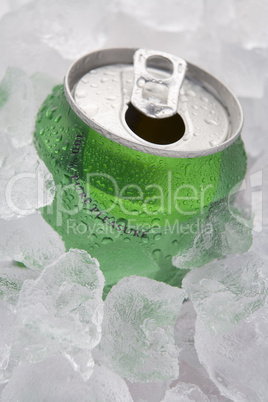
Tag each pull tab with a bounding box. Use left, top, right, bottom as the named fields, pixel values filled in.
left=131, top=49, right=187, bottom=119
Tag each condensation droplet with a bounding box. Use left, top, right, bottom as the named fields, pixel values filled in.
left=76, top=90, right=87, bottom=99
left=137, top=77, right=146, bottom=88
left=101, top=237, right=113, bottom=244
left=209, top=140, right=219, bottom=147
left=153, top=234, right=162, bottom=241
left=84, top=104, right=99, bottom=117
left=153, top=249, right=161, bottom=258
left=106, top=96, right=117, bottom=101
left=101, top=77, right=109, bottom=83
left=205, top=118, right=218, bottom=126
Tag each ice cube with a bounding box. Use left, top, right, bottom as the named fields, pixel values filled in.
left=0, top=213, right=65, bottom=269
left=0, top=144, right=55, bottom=220
left=126, top=380, right=171, bottom=402
left=35, top=0, right=112, bottom=59
left=0, top=300, right=16, bottom=381
left=172, top=200, right=252, bottom=270
left=0, top=68, right=35, bottom=148
left=1, top=356, right=90, bottom=402
left=235, top=0, right=268, bottom=50
left=182, top=252, right=266, bottom=334
left=194, top=302, right=268, bottom=402
left=183, top=252, right=268, bottom=401
left=1, top=359, right=133, bottom=402
left=174, top=301, right=231, bottom=401
left=98, top=276, right=185, bottom=382
left=162, top=382, right=210, bottom=402
left=0, top=5, right=68, bottom=80
left=116, top=0, right=204, bottom=33
left=220, top=43, right=268, bottom=98
left=0, top=259, right=38, bottom=305
left=12, top=249, right=104, bottom=380
left=88, top=365, right=133, bottom=402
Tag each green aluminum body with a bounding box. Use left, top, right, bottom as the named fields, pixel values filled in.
left=34, top=84, right=247, bottom=296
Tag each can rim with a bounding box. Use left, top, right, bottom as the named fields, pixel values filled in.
left=64, top=47, right=243, bottom=158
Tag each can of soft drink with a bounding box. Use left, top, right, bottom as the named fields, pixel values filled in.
left=34, top=48, right=246, bottom=295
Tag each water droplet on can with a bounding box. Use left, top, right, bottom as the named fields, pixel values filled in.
left=205, top=118, right=218, bottom=126
left=137, top=77, right=146, bottom=88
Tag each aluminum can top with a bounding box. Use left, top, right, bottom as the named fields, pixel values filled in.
left=65, top=48, right=243, bottom=158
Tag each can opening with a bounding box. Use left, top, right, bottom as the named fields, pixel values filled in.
left=125, top=103, right=185, bottom=145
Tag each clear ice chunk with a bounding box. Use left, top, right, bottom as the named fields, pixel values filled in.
left=220, top=43, right=268, bottom=98
left=182, top=252, right=266, bottom=333
left=0, top=300, right=16, bottom=381
left=0, top=213, right=65, bottom=269
left=88, top=365, right=133, bottom=402
left=116, top=0, right=204, bottom=33
left=0, top=145, right=55, bottom=220
left=183, top=252, right=268, bottom=401
left=0, top=259, right=38, bottom=305
left=162, top=382, right=210, bottom=402
left=12, top=249, right=104, bottom=380
left=174, top=301, right=231, bottom=401
left=98, top=276, right=185, bottom=382
left=1, top=358, right=133, bottom=402
left=234, top=0, right=268, bottom=50
left=35, top=0, right=112, bottom=59
left=194, top=302, right=268, bottom=402
left=172, top=200, right=252, bottom=270
left=0, top=67, right=35, bottom=148
left=0, top=5, right=68, bottom=80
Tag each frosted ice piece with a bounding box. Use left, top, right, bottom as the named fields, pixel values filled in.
left=0, top=67, right=34, bottom=147
left=220, top=43, right=268, bottom=98
left=204, top=0, right=235, bottom=26
left=1, top=356, right=89, bottom=402
left=35, top=0, right=112, bottom=59
left=240, top=96, right=268, bottom=160
left=174, top=301, right=232, bottom=402
left=0, top=145, right=55, bottom=220
left=182, top=252, right=266, bottom=334
left=163, top=382, right=210, bottom=402
left=0, top=213, right=65, bottom=269
left=88, top=365, right=133, bottom=402
left=0, top=300, right=15, bottom=381
left=0, top=260, right=38, bottom=305
left=1, top=358, right=133, bottom=402
left=172, top=200, right=252, bottom=270
left=195, top=302, right=268, bottom=402
left=13, top=249, right=104, bottom=380
left=235, top=0, right=268, bottom=50
left=98, top=276, right=185, bottom=382
left=0, top=5, right=68, bottom=80
left=0, top=135, right=12, bottom=169
left=117, top=0, right=204, bottom=32
left=31, top=71, right=60, bottom=112
left=125, top=379, right=170, bottom=402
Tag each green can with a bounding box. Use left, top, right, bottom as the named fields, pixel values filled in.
left=34, top=48, right=246, bottom=295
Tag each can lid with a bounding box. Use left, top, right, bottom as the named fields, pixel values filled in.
left=64, top=48, right=243, bottom=158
